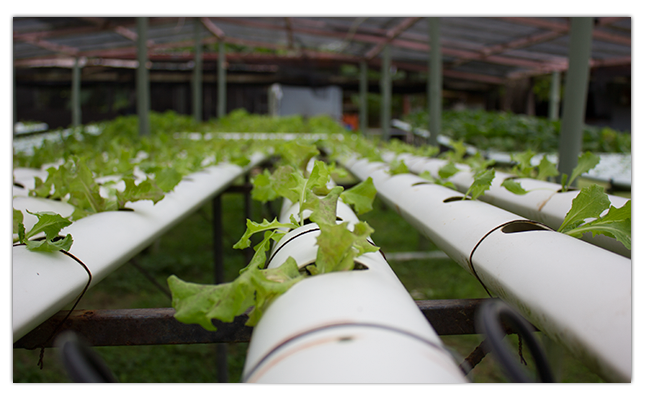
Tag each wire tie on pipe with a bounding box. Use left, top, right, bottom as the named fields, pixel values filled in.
left=467, top=219, right=554, bottom=298
left=13, top=243, right=92, bottom=369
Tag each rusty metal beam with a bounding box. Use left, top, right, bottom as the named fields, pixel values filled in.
left=497, top=17, right=630, bottom=46
left=597, top=17, right=629, bottom=26
left=21, top=37, right=79, bottom=56
left=365, top=17, right=422, bottom=60
left=14, top=299, right=500, bottom=349
left=449, top=29, right=566, bottom=69
left=200, top=17, right=225, bottom=39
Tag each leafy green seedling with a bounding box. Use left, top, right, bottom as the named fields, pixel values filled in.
left=388, top=159, right=409, bottom=175
left=14, top=209, right=74, bottom=252
left=561, top=152, right=600, bottom=192
left=462, top=168, right=495, bottom=201
left=558, top=184, right=631, bottom=250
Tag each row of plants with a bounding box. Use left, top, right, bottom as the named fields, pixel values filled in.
left=403, top=109, right=631, bottom=154
left=13, top=110, right=349, bottom=252
left=322, top=135, right=631, bottom=252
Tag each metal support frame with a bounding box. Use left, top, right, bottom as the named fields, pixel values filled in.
left=136, top=17, right=150, bottom=136
left=428, top=17, right=441, bottom=147
left=211, top=194, right=227, bottom=382
left=72, top=57, right=81, bottom=128
left=15, top=298, right=534, bottom=349
left=380, top=44, right=391, bottom=140
left=359, top=61, right=368, bottom=135
left=217, top=41, right=226, bottom=118
left=192, top=21, right=203, bottom=122
left=558, top=17, right=593, bottom=181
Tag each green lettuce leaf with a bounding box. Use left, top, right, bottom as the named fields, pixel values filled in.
left=558, top=185, right=611, bottom=233
left=464, top=168, right=495, bottom=200
left=233, top=218, right=297, bottom=250
left=438, top=162, right=459, bottom=180
left=340, top=177, right=377, bottom=215
left=501, top=179, right=529, bottom=195
left=536, top=156, right=559, bottom=181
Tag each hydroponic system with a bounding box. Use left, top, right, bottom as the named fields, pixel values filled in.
left=12, top=108, right=631, bottom=383
left=12, top=16, right=632, bottom=385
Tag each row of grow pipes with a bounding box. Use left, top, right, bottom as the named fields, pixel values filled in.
left=335, top=151, right=631, bottom=383
left=241, top=160, right=467, bottom=383
left=380, top=150, right=630, bottom=258
left=12, top=152, right=268, bottom=340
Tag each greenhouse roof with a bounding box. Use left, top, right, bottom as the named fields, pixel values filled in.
left=12, top=17, right=631, bottom=85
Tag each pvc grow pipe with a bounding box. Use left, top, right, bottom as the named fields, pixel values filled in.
left=382, top=151, right=630, bottom=258
left=12, top=152, right=268, bottom=341
left=338, top=155, right=631, bottom=383
left=241, top=176, right=467, bottom=383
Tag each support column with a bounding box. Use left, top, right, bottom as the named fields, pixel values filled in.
left=558, top=17, right=593, bottom=181
left=212, top=195, right=228, bottom=383
left=13, top=66, right=17, bottom=134
left=428, top=17, right=442, bottom=147
left=380, top=44, right=391, bottom=140
left=192, top=20, right=203, bottom=122
left=72, top=57, right=82, bottom=128
left=359, top=61, right=368, bottom=135
left=136, top=17, right=150, bottom=136
left=549, top=71, right=561, bottom=121
left=217, top=41, right=227, bottom=118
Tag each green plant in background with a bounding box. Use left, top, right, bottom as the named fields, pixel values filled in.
left=403, top=109, right=630, bottom=154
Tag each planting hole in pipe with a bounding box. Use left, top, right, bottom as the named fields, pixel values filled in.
left=301, top=216, right=344, bottom=226
left=501, top=221, right=550, bottom=234
left=14, top=182, right=25, bottom=189
left=443, top=196, right=471, bottom=203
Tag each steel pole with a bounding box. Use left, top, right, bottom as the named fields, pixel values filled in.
left=136, top=17, right=150, bottom=136
left=380, top=44, right=391, bottom=141
left=217, top=41, right=227, bottom=118
left=72, top=57, right=81, bottom=128
left=428, top=18, right=442, bottom=147
left=192, top=21, right=203, bottom=122
left=548, top=70, right=561, bottom=121
left=13, top=66, right=17, bottom=134
left=359, top=61, right=368, bottom=136
left=557, top=17, right=593, bottom=181
left=212, top=195, right=228, bottom=382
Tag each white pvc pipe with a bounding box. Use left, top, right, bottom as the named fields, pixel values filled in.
left=383, top=151, right=630, bottom=258
left=241, top=177, right=467, bottom=383
left=340, top=156, right=631, bottom=383
left=12, top=153, right=267, bottom=341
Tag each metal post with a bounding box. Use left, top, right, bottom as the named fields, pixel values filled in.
left=136, top=17, right=150, bottom=136
left=72, top=57, right=81, bottom=128
left=549, top=70, right=561, bottom=121
left=557, top=17, right=593, bottom=181
left=13, top=66, right=17, bottom=134
left=380, top=44, right=391, bottom=141
left=359, top=61, right=368, bottom=135
left=428, top=17, right=441, bottom=147
left=211, top=195, right=228, bottom=382
left=192, top=20, right=203, bottom=122
left=217, top=41, right=227, bottom=118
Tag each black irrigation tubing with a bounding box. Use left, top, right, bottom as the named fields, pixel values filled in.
left=467, top=219, right=554, bottom=298
left=13, top=243, right=92, bottom=369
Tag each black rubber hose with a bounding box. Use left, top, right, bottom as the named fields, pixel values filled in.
left=56, top=331, right=118, bottom=383
left=475, top=299, right=554, bottom=383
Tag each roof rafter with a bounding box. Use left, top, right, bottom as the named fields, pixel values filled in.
left=497, top=17, right=630, bottom=46
left=364, top=17, right=422, bottom=60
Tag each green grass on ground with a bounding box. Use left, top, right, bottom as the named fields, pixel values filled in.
left=13, top=172, right=608, bottom=383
